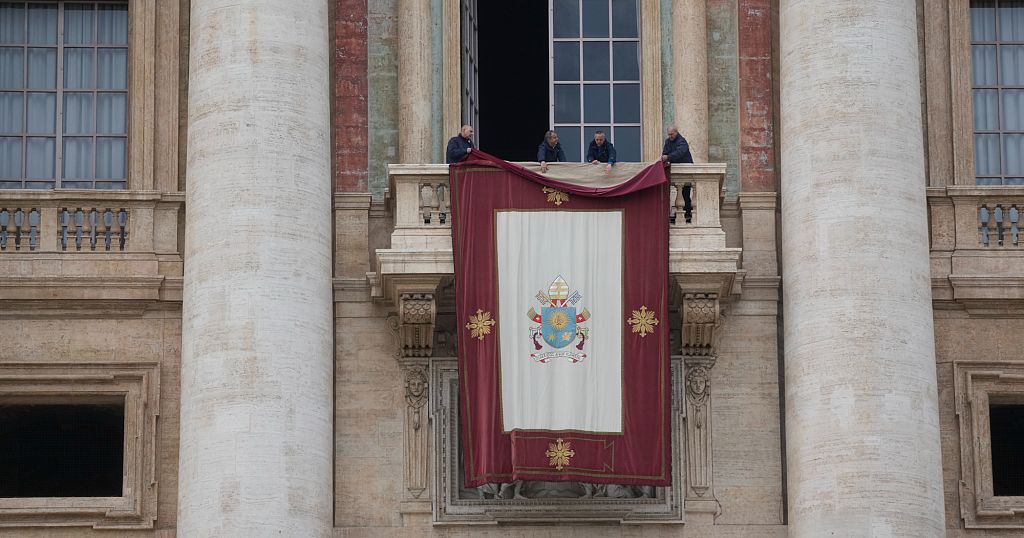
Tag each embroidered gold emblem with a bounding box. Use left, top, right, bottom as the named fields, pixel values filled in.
left=627, top=305, right=659, bottom=337
left=545, top=438, right=575, bottom=471
left=465, top=309, right=496, bottom=341
left=542, top=186, right=570, bottom=206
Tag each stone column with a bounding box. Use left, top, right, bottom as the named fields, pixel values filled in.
left=179, top=2, right=333, bottom=537
left=674, top=0, right=708, bottom=162
left=780, top=1, right=944, bottom=536
left=398, top=0, right=433, bottom=163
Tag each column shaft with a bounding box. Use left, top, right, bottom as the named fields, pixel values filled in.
left=179, top=1, right=334, bottom=536
left=780, top=1, right=945, bottom=536
left=674, top=0, right=709, bottom=162
left=398, top=0, right=434, bottom=163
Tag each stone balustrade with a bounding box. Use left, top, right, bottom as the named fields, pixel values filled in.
left=929, top=186, right=1024, bottom=313
left=371, top=162, right=741, bottom=303
left=0, top=190, right=184, bottom=303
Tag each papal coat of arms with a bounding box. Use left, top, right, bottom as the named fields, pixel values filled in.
left=526, top=276, right=590, bottom=363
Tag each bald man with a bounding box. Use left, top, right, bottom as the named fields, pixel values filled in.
left=446, top=125, right=475, bottom=164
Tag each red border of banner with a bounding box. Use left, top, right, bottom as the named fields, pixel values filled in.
left=451, top=152, right=671, bottom=486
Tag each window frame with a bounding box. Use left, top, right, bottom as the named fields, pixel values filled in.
left=0, top=0, right=130, bottom=189
left=954, top=360, right=1024, bottom=528
left=547, top=0, right=643, bottom=162
left=0, top=362, right=159, bottom=529
left=968, top=0, right=1024, bottom=185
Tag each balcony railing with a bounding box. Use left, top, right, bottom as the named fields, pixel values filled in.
left=371, top=162, right=741, bottom=303
left=0, top=189, right=183, bottom=303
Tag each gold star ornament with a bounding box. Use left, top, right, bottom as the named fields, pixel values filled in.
left=465, top=309, right=496, bottom=341
left=627, top=305, right=659, bottom=337
left=545, top=438, right=575, bottom=471
left=542, top=186, right=570, bottom=206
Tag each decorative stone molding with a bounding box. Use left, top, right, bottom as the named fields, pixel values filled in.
left=682, top=293, right=720, bottom=357
left=399, top=292, right=437, bottom=358
left=679, top=292, right=721, bottom=513
left=684, top=356, right=715, bottom=504
left=0, top=362, right=160, bottom=529
left=404, top=364, right=430, bottom=498
left=954, top=361, right=1024, bottom=529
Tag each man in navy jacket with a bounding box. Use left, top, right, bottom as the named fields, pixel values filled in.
left=661, top=125, right=694, bottom=164
left=446, top=125, right=475, bottom=164
left=662, top=125, right=695, bottom=222
left=586, top=131, right=616, bottom=172
left=537, top=130, right=566, bottom=173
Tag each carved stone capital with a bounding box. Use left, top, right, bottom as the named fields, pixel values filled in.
left=403, top=363, right=430, bottom=499
left=682, top=293, right=720, bottom=357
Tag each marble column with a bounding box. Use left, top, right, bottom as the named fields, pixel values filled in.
left=179, top=1, right=333, bottom=536
left=779, top=1, right=945, bottom=536
left=674, top=0, right=709, bottom=162
left=398, top=0, right=434, bottom=163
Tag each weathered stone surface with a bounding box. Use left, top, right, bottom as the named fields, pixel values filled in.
left=780, top=0, right=945, bottom=535
left=179, top=0, right=334, bottom=536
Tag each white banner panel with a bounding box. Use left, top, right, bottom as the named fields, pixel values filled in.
left=496, top=210, right=623, bottom=433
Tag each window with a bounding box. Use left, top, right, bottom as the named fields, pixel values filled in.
left=0, top=399, right=124, bottom=498
left=990, top=403, right=1024, bottom=497
left=550, top=0, right=641, bottom=162
left=0, top=362, right=159, bottom=529
left=954, top=361, right=1024, bottom=528
left=971, top=1, right=1024, bottom=184
left=0, top=1, right=128, bottom=189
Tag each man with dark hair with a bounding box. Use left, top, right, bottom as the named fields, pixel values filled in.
left=661, top=125, right=694, bottom=164
left=446, top=125, right=475, bottom=164
left=537, top=130, right=566, bottom=173
left=586, top=131, right=616, bottom=172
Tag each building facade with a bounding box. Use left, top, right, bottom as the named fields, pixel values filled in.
left=0, top=0, right=1020, bottom=536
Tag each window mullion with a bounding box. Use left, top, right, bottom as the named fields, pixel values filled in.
left=55, top=1, right=63, bottom=187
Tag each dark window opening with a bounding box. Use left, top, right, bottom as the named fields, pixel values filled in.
left=990, top=403, right=1024, bottom=496
left=0, top=400, right=125, bottom=498
left=476, top=0, right=548, bottom=161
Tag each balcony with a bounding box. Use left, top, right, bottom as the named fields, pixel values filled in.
left=0, top=189, right=183, bottom=306
left=369, top=162, right=742, bottom=306
left=929, top=185, right=1024, bottom=314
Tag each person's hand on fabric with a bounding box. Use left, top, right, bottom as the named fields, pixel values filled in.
left=591, top=159, right=600, bottom=165
left=605, top=163, right=612, bottom=172
left=540, top=161, right=548, bottom=173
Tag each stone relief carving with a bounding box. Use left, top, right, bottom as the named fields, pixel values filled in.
left=681, top=292, right=719, bottom=507
left=398, top=292, right=436, bottom=357
left=403, top=363, right=429, bottom=498
left=467, top=481, right=655, bottom=500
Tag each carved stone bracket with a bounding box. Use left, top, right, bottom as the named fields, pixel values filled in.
left=397, top=289, right=438, bottom=358
left=403, top=364, right=430, bottom=499
left=682, top=292, right=720, bottom=356
left=680, top=292, right=721, bottom=514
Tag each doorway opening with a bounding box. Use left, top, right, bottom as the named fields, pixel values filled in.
left=475, top=0, right=549, bottom=162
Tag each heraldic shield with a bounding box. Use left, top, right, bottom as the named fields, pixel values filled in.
left=541, top=306, right=577, bottom=348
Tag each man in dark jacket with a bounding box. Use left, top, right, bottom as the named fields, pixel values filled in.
left=446, top=125, right=475, bottom=164
left=537, top=130, right=566, bottom=173
left=662, top=126, right=695, bottom=221
left=661, top=126, right=694, bottom=164
left=586, top=131, right=616, bottom=172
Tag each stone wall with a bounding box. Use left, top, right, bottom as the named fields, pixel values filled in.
left=0, top=314, right=181, bottom=536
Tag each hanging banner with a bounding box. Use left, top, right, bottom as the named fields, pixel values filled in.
left=452, top=151, right=671, bottom=486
